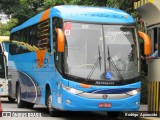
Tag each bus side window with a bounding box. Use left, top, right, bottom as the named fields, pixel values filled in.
left=0, top=44, right=2, bottom=54
left=52, top=17, right=63, bottom=73
left=21, top=29, right=27, bottom=43
left=11, top=32, right=18, bottom=41
left=0, top=47, right=5, bottom=78
left=9, top=43, right=17, bottom=55
left=37, top=19, right=50, bottom=52
left=28, top=25, right=38, bottom=46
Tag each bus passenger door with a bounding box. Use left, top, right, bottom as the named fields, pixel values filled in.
left=0, top=44, right=8, bottom=96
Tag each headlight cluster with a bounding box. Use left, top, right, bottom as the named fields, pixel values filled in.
left=62, top=84, right=83, bottom=94
left=127, top=89, right=140, bottom=96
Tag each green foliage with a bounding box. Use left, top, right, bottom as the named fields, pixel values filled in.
left=64, top=0, right=96, bottom=6
left=0, top=18, right=18, bottom=36
left=0, top=0, right=36, bottom=24
left=42, top=0, right=56, bottom=9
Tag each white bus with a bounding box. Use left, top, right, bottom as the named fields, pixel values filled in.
left=0, top=36, right=14, bottom=102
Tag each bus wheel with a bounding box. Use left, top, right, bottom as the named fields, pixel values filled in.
left=47, top=90, right=58, bottom=117
left=8, top=96, right=15, bottom=103
left=17, top=85, right=25, bottom=108
left=25, top=102, right=34, bottom=109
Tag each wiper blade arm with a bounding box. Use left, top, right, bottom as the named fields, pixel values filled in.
left=86, top=57, right=100, bottom=80
left=85, top=46, right=102, bottom=83
left=107, top=46, right=124, bottom=81
left=109, top=57, right=124, bottom=81
left=98, top=46, right=101, bottom=71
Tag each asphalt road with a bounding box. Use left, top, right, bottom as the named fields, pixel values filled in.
left=0, top=98, right=146, bottom=120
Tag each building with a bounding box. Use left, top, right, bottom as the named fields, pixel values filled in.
left=134, top=0, right=160, bottom=53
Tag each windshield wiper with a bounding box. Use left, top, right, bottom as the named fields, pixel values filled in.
left=98, top=46, right=101, bottom=71
left=107, top=46, right=124, bottom=81
left=85, top=46, right=102, bottom=83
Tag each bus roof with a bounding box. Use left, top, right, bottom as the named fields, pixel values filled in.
left=0, top=36, right=9, bottom=42
left=11, top=5, right=135, bottom=33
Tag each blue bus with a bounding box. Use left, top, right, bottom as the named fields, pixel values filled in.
left=8, top=5, right=149, bottom=116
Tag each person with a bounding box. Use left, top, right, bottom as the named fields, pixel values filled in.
left=141, top=43, right=158, bottom=60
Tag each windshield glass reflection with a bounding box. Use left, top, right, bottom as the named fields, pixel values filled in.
left=64, top=22, right=138, bottom=81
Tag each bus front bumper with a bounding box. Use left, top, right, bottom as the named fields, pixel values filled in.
left=61, top=89, right=140, bottom=111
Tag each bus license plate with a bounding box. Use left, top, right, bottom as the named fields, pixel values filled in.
left=98, top=103, right=112, bottom=108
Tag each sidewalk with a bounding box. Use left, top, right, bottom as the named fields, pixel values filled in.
left=139, top=104, right=148, bottom=111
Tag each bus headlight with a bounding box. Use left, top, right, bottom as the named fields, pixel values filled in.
left=62, top=84, right=83, bottom=95
left=127, top=89, right=140, bottom=96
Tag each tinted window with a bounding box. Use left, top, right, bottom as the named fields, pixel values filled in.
left=52, top=17, right=63, bottom=73
left=10, top=19, right=51, bottom=55
left=0, top=53, right=5, bottom=78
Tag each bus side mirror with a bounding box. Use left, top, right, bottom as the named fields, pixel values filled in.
left=138, top=31, right=151, bottom=55
left=56, top=28, right=65, bottom=52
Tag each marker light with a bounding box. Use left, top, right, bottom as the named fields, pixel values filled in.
left=136, top=101, right=140, bottom=106
left=66, top=100, right=70, bottom=105
left=64, top=22, right=71, bottom=30
left=62, top=84, right=83, bottom=95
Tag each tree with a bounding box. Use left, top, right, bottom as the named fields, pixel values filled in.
left=0, top=18, right=18, bottom=36
left=0, top=0, right=36, bottom=25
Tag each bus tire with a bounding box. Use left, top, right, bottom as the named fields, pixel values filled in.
left=25, top=102, right=34, bottom=109
left=17, top=85, right=25, bottom=108
left=47, top=90, right=58, bottom=117
left=8, top=96, right=15, bottom=103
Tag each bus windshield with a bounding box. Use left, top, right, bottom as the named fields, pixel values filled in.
left=64, top=22, right=139, bottom=81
